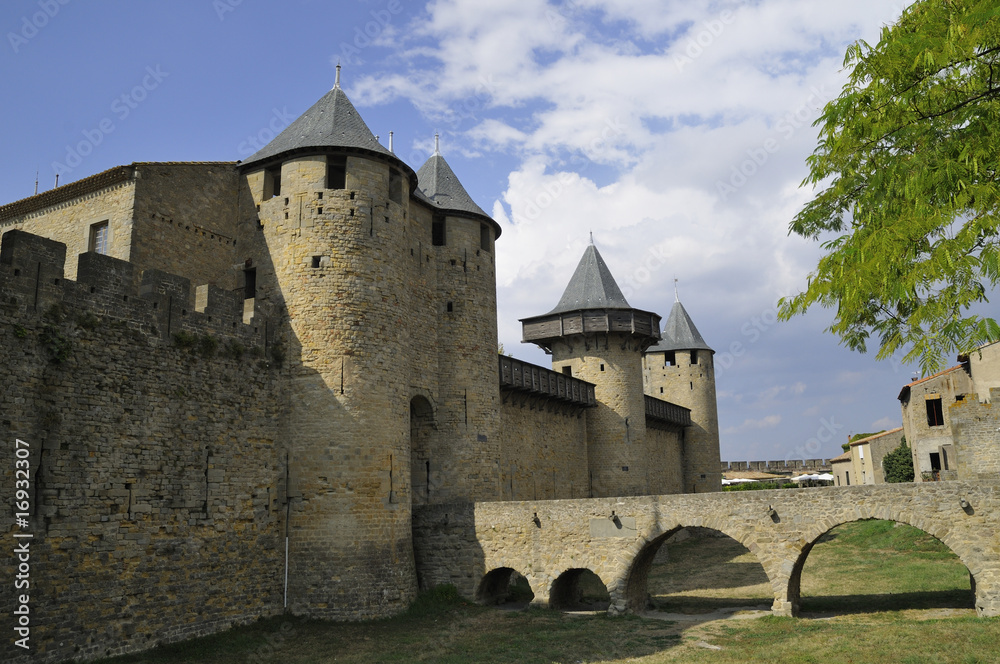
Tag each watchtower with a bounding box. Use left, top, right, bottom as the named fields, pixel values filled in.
left=521, top=243, right=661, bottom=497
left=643, top=298, right=721, bottom=492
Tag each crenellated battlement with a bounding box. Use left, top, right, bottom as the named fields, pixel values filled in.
left=0, top=228, right=278, bottom=357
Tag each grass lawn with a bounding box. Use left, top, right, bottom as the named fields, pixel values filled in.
left=88, top=520, right=997, bottom=664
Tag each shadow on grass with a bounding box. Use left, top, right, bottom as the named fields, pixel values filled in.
left=652, top=595, right=773, bottom=614
left=652, top=561, right=771, bottom=593
left=800, top=589, right=975, bottom=615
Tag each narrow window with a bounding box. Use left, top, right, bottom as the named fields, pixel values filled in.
left=317, top=207, right=323, bottom=215
left=659, top=387, right=663, bottom=394
left=562, top=366, right=572, bottom=376
left=317, top=192, right=323, bottom=200
left=446, top=301, right=453, bottom=312
left=925, top=397, right=944, bottom=427
left=311, top=256, right=321, bottom=268
left=929, top=452, right=941, bottom=471
left=480, top=223, right=491, bottom=252
left=664, top=351, right=675, bottom=367
left=845, top=471, right=850, bottom=486
left=89, top=221, right=109, bottom=254
left=264, top=165, right=281, bottom=198
left=432, top=216, right=446, bottom=246
left=600, top=364, right=605, bottom=372
left=327, top=156, right=346, bottom=189
left=691, top=350, right=698, bottom=365
left=243, top=268, right=256, bottom=300
left=388, top=169, right=402, bottom=204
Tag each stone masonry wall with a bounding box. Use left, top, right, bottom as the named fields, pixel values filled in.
left=644, top=349, right=721, bottom=493
left=0, top=230, right=286, bottom=664
left=553, top=337, right=649, bottom=497
left=0, top=180, right=137, bottom=281
left=498, top=398, right=589, bottom=500
left=949, top=389, right=1000, bottom=481
left=130, top=163, right=241, bottom=293
left=413, top=480, right=1000, bottom=618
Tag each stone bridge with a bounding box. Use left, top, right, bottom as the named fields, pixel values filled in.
left=412, top=481, right=1000, bottom=617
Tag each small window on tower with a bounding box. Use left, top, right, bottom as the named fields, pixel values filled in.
left=480, top=223, right=491, bottom=252
left=327, top=156, right=346, bottom=190
left=562, top=366, right=572, bottom=376
left=388, top=169, right=402, bottom=204
left=243, top=267, right=256, bottom=300
left=432, top=216, right=446, bottom=246
left=691, top=350, right=698, bottom=365
left=664, top=351, right=676, bottom=367
left=264, top=165, right=281, bottom=198
left=89, top=221, right=109, bottom=255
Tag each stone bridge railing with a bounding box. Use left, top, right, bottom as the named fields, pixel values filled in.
left=412, top=481, right=1000, bottom=617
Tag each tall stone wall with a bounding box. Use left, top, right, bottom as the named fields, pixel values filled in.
left=0, top=230, right=286, bottom=664
left=498, top=399, right=589, bottom=500
left=644, top=426, right=684, bottom=495
left=130, top=163, right=241, bottom=292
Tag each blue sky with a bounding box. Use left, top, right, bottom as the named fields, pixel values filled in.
left=1, top=0, right=922, bottom=463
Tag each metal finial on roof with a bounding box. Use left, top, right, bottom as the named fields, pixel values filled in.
left=334, top=62, right=342, bottom=89
left=589, top=231, right=594, bottom=245
left=674, top=277, right=679, bottom=302
left=34, top=170, right=38, bottom=196
left=434, top=133, right=440, bottom=155
left=389, top=131, right=394, bottom=153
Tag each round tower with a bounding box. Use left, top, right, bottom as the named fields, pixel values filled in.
left=239, top=69, right=421, bottom=619
left=643, top=297, right=721, bottom=493
left=521, top=243, right=661, bottom=497
left=412, top=136, right=502, bottom=505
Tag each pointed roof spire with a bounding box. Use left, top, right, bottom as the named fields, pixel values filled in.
left=240, top=79, right=399, bottom=168
left=520, top=243, right=662, bottom=351
left=547, top=243, right=631, bottom=314
left=646, top=299, right=713, bottom=353
left=415, top=144, right=491, bottom=220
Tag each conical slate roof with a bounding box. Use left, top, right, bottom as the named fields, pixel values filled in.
left=548, top=244, right=632, bottom=314
left=241, top=83, right=394, bottom=168
left=646, top=300, right=713, bottom=353
left=416, top=150, right=490, bottom=219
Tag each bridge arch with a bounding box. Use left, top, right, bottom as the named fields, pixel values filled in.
left=549, top=568, right=610, bottom=610
left=785, top=512, right=979, bottom=616
left=622, top=523, right=773, bottom=614
left=476, top=567, right=534, bottom=607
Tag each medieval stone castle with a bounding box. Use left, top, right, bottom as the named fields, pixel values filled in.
left=0, top=72, right=721, bottom=661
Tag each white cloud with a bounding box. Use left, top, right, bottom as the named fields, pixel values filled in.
left=352, top=0, right=910, bottom=460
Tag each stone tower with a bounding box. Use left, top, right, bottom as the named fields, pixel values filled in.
left=521, top=243, right=661, bottom=497
left=643, top=298, right=722, bottom=492
left=236, top=70, right=500, bottom=619
left=412, top=137, right=502, bottom=506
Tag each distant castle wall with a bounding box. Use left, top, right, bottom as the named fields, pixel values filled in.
left=0, top=230, right=286, bottom=664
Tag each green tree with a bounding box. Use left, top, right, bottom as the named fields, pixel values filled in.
left=883, top=437, right=916, bottom=483
left=779, top=1, right=1000, bottom=375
